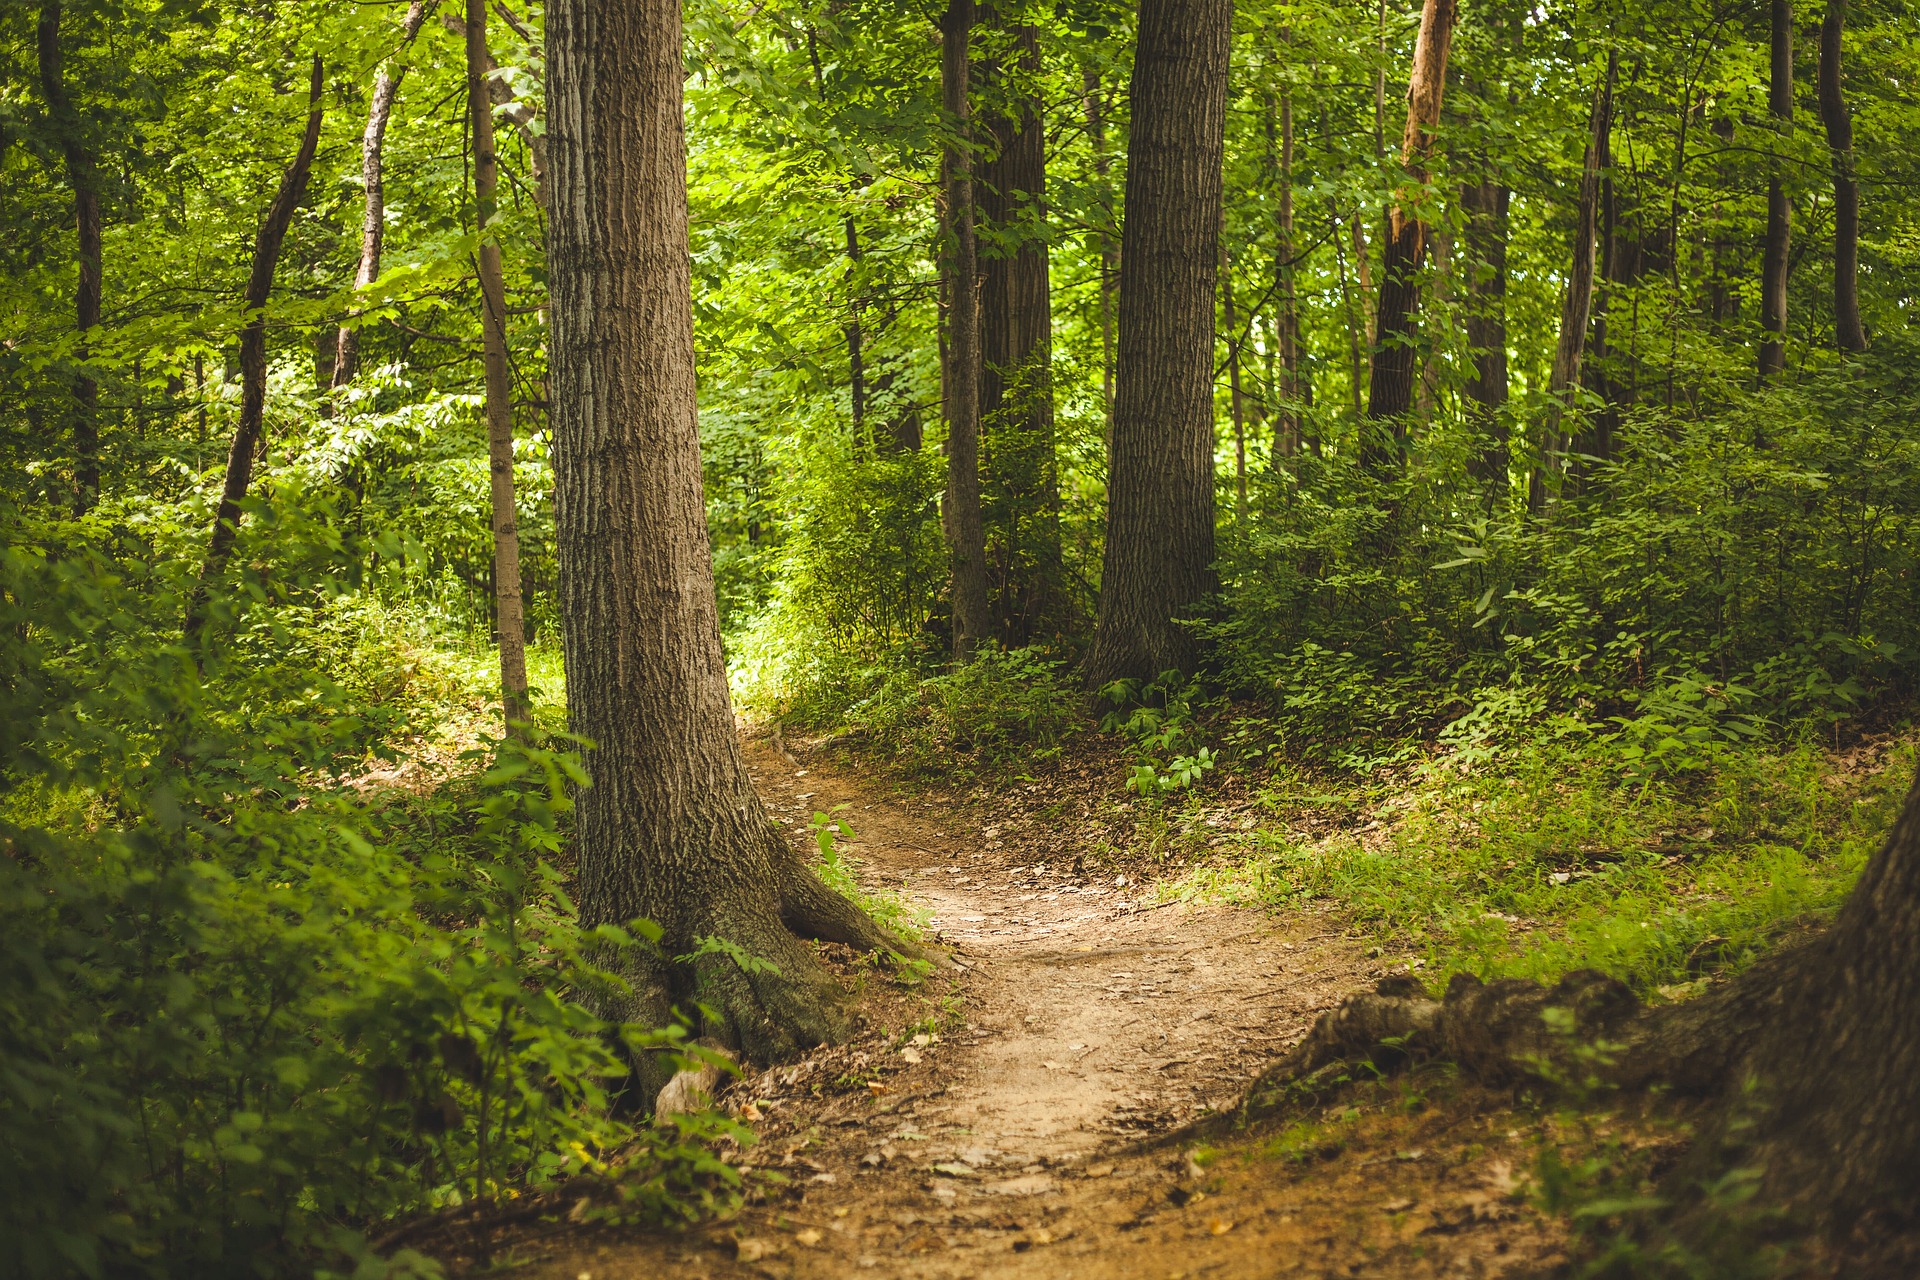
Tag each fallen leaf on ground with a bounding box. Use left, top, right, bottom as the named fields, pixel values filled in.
left=1207, top=1218, right=1235, bottom=1235
left=794, top=1228, right=822, bottom=1246
left=900, top=1048, right=922, bottom=1065
left=734, top=1237, right=780, bottom=1261
left=932, top=1161, right=978, bottom=1178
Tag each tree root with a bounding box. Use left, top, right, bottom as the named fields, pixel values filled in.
left=1251, top=953, right=1795, bottom=1115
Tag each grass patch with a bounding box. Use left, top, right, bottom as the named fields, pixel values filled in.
left=1172, top=735, right=1911, bottom=995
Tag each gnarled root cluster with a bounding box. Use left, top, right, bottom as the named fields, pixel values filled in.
left=1254, top=952, right=1795, bottom=1113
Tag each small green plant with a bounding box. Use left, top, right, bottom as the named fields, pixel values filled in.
left=1100, top=670, right=1218, bottom=798
left=807, top=806, right=932, bottom=947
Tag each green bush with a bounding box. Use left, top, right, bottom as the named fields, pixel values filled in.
left=0, top=516, right=738, bottom=1279
left=842, top=645, right=1079, bottom=771
left=1210, top=336, right=1920, bottom=767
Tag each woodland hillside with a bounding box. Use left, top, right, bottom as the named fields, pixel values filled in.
left=6, top=0, right=1920, bottom=1276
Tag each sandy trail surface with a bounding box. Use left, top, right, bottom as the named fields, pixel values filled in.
left=507, top=741, right=1565, bottom=1280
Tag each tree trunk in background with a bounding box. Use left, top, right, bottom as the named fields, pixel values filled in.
left=183, top=57, right=325, bottom=650
left=1819, top=0, right=1867, bottom=354
left=978, top=14, right=1059, bottom=646
left=1271, top=82, right=1302, bottom=461
left=940, top=0, right=990, bottom=663
left=1363, top=0, right=1457, bottom=467
left=544, top=0, right=898, bottom=1095
left=844, top=217, right=866, bottom=440
left=1461, top=177, right=1510, bottom=491
left=1222, top=249, right=1247, bottom=522
left=1530, top=55, right=1614, bottom=512
left=36, top=0, right=100, bottom=514
left=1082, top=0, right=1230, bottom=691
left=1759, top=0, right=1793, bottom=379
left=1351, top=212, right=1375, bottom=344
left=1333, top=197, right=1366, bottom=424
left=467, top=0, right=529, bottom=731
left=1083, top=68, right=1118, bottom=432
left=334, top=0, right=432, bottom=390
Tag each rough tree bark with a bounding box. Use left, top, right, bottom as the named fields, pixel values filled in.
left=977, top=12, right=1060, bottom=646
left=1080, top=0, right=1230, bottom=692
left=36, top=0, right=101, bottom=514
left=1266, top=769, right=1920, bottom=1271
left=1529, top=55, right=1614, bottom=513
left=940, top=0, right=990, bottom=664
left=1819, top=0, right=1867, bottom=354
left=1362, top=0, right=1458, bottom=469
left=1759, top=0, right=1793, bottom=380
left=544, top=0, right=901, bottom=1092
left=466, top=0, right=529, bottom=730
left=183, top=57, right=325, bottom=649
left=333, top=0, right=433, bottom=389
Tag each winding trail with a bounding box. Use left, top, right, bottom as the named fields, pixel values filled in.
left=521, top=740, right=1563, bottom=1280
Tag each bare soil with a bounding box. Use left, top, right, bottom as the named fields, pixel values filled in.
left=448, top=736, right=1574, bottom=1279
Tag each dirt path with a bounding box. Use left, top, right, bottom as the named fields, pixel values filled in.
left=509, top=742, right=1567, bottom=1280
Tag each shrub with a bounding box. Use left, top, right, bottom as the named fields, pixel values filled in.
left=0, top=518, right=738, bottom=1279
left=843, top=645, right=1079, bottom=771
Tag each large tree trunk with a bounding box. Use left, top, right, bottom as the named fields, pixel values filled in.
left=183, top=57, right=325, bottom=649
left=1081, top=0, right=1230, bottom=691
left=1362, top=0, right=1458, bottom=468
left=977, top=13, right=1060, bottom=647
left=1819, top=0, right=1867, bottom=355
left=36, top=0, right=100, bottom=515
left=1529, top=55, right=1614, bottom=513
left=940, top=0, right=990, bottom=663
left=544, top=0, right=898, bottom=1091
left=1759, top=0, right=1793, bottom=380
left=467, top=0, right=530, bottom=730
left=333, top=1, right=433, bottom=390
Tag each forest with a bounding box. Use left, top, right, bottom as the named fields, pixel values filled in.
left=6, top=0, right=1920, bottom=1275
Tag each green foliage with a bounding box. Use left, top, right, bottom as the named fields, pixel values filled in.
left=1099, top=671, right=1218, bottom=798
left=1180, top=729, right=1906, bottom=996
left=1213, top=339, right=1920, bottom=777
left=806, top=806, right=930, bottom=949
left=831, top=646, right=1079, bottom=773
left=0, top=522, right=738, bottom=1279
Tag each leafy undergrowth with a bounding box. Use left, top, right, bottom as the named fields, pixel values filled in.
left=1161, top=732, right=1908, bottom=999
left=1, top=533, right=744, bottom=1280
